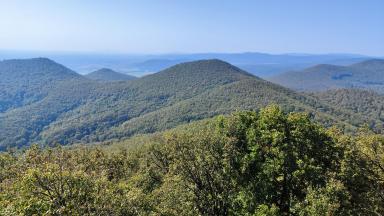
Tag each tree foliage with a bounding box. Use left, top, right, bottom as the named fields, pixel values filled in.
left=1, top=105, right=383, bottom=215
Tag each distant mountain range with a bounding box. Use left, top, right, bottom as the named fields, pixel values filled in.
left=86, top=68, right=137, bottom=81
left=0, top=51, right=375, bottom=78
left=269, top=59, right=384, bottom=93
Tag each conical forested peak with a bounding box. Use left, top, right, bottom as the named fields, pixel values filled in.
left=153, top=59, right=256, bottom=80
left=0, top=57, right=80, bottom=80
left=86, top=68, right=137, bottom=81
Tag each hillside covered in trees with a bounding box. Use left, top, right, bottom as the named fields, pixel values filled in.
left=0, top=58, right=84, bottom=113
left=1, top=106, right=383, bottom=215
left=1, top=58, right=382, bottom=150
left=311, top=88, right=384, bottom=131
left=85, top=68, right=137, bottom=81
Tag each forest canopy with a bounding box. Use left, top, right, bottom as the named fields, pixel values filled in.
left=1, top=105, right=383, bottom=215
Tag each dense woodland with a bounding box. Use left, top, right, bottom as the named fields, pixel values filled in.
left=312, top=88, right=384, bottom=131
left=1, top=106, right=383, bottom=215
left=85, top=68, right=137, bottom=81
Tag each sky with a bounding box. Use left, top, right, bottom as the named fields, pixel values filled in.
left=0, top=0, right=383, bottom=56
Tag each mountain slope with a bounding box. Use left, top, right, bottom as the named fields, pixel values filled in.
left=107, top=78, right=355, bottom=139
left=38, top=59, right=256, bottom=144
left=268, top=59, right=384, bottom=93
left=311, top=88, right=384, bottom=130
left=85, top=68, right=137, bottom=81
left=38, top=60, right=368, bottom=145
left=0, top=58, right=376, bottom=149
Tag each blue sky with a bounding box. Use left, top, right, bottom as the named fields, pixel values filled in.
left=0, top=0, right=383, bottom=55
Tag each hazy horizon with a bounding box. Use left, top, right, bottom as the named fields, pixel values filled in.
left=0, top=49, right=382, bottom=60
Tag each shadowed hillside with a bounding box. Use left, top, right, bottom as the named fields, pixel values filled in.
left=311, top=88, right=384, bottom=131
left=85, top=68, right=137, bottom=81
left=269, top=59, right=384, bottom=93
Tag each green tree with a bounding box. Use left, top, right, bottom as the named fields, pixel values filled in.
left=162, top=105, right=343, bottom=215
left=340, top=128, right=384, bottom=215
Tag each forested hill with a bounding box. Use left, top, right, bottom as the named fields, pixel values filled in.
left=85, top=68, right=137, bottom=81
left=0, top=58, right=378, bottom=149
left=268, top=59, right=384, bottom=93
left=0, top=58, right=80, bottom=82
left=0, top=58, right=83, bottom=112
